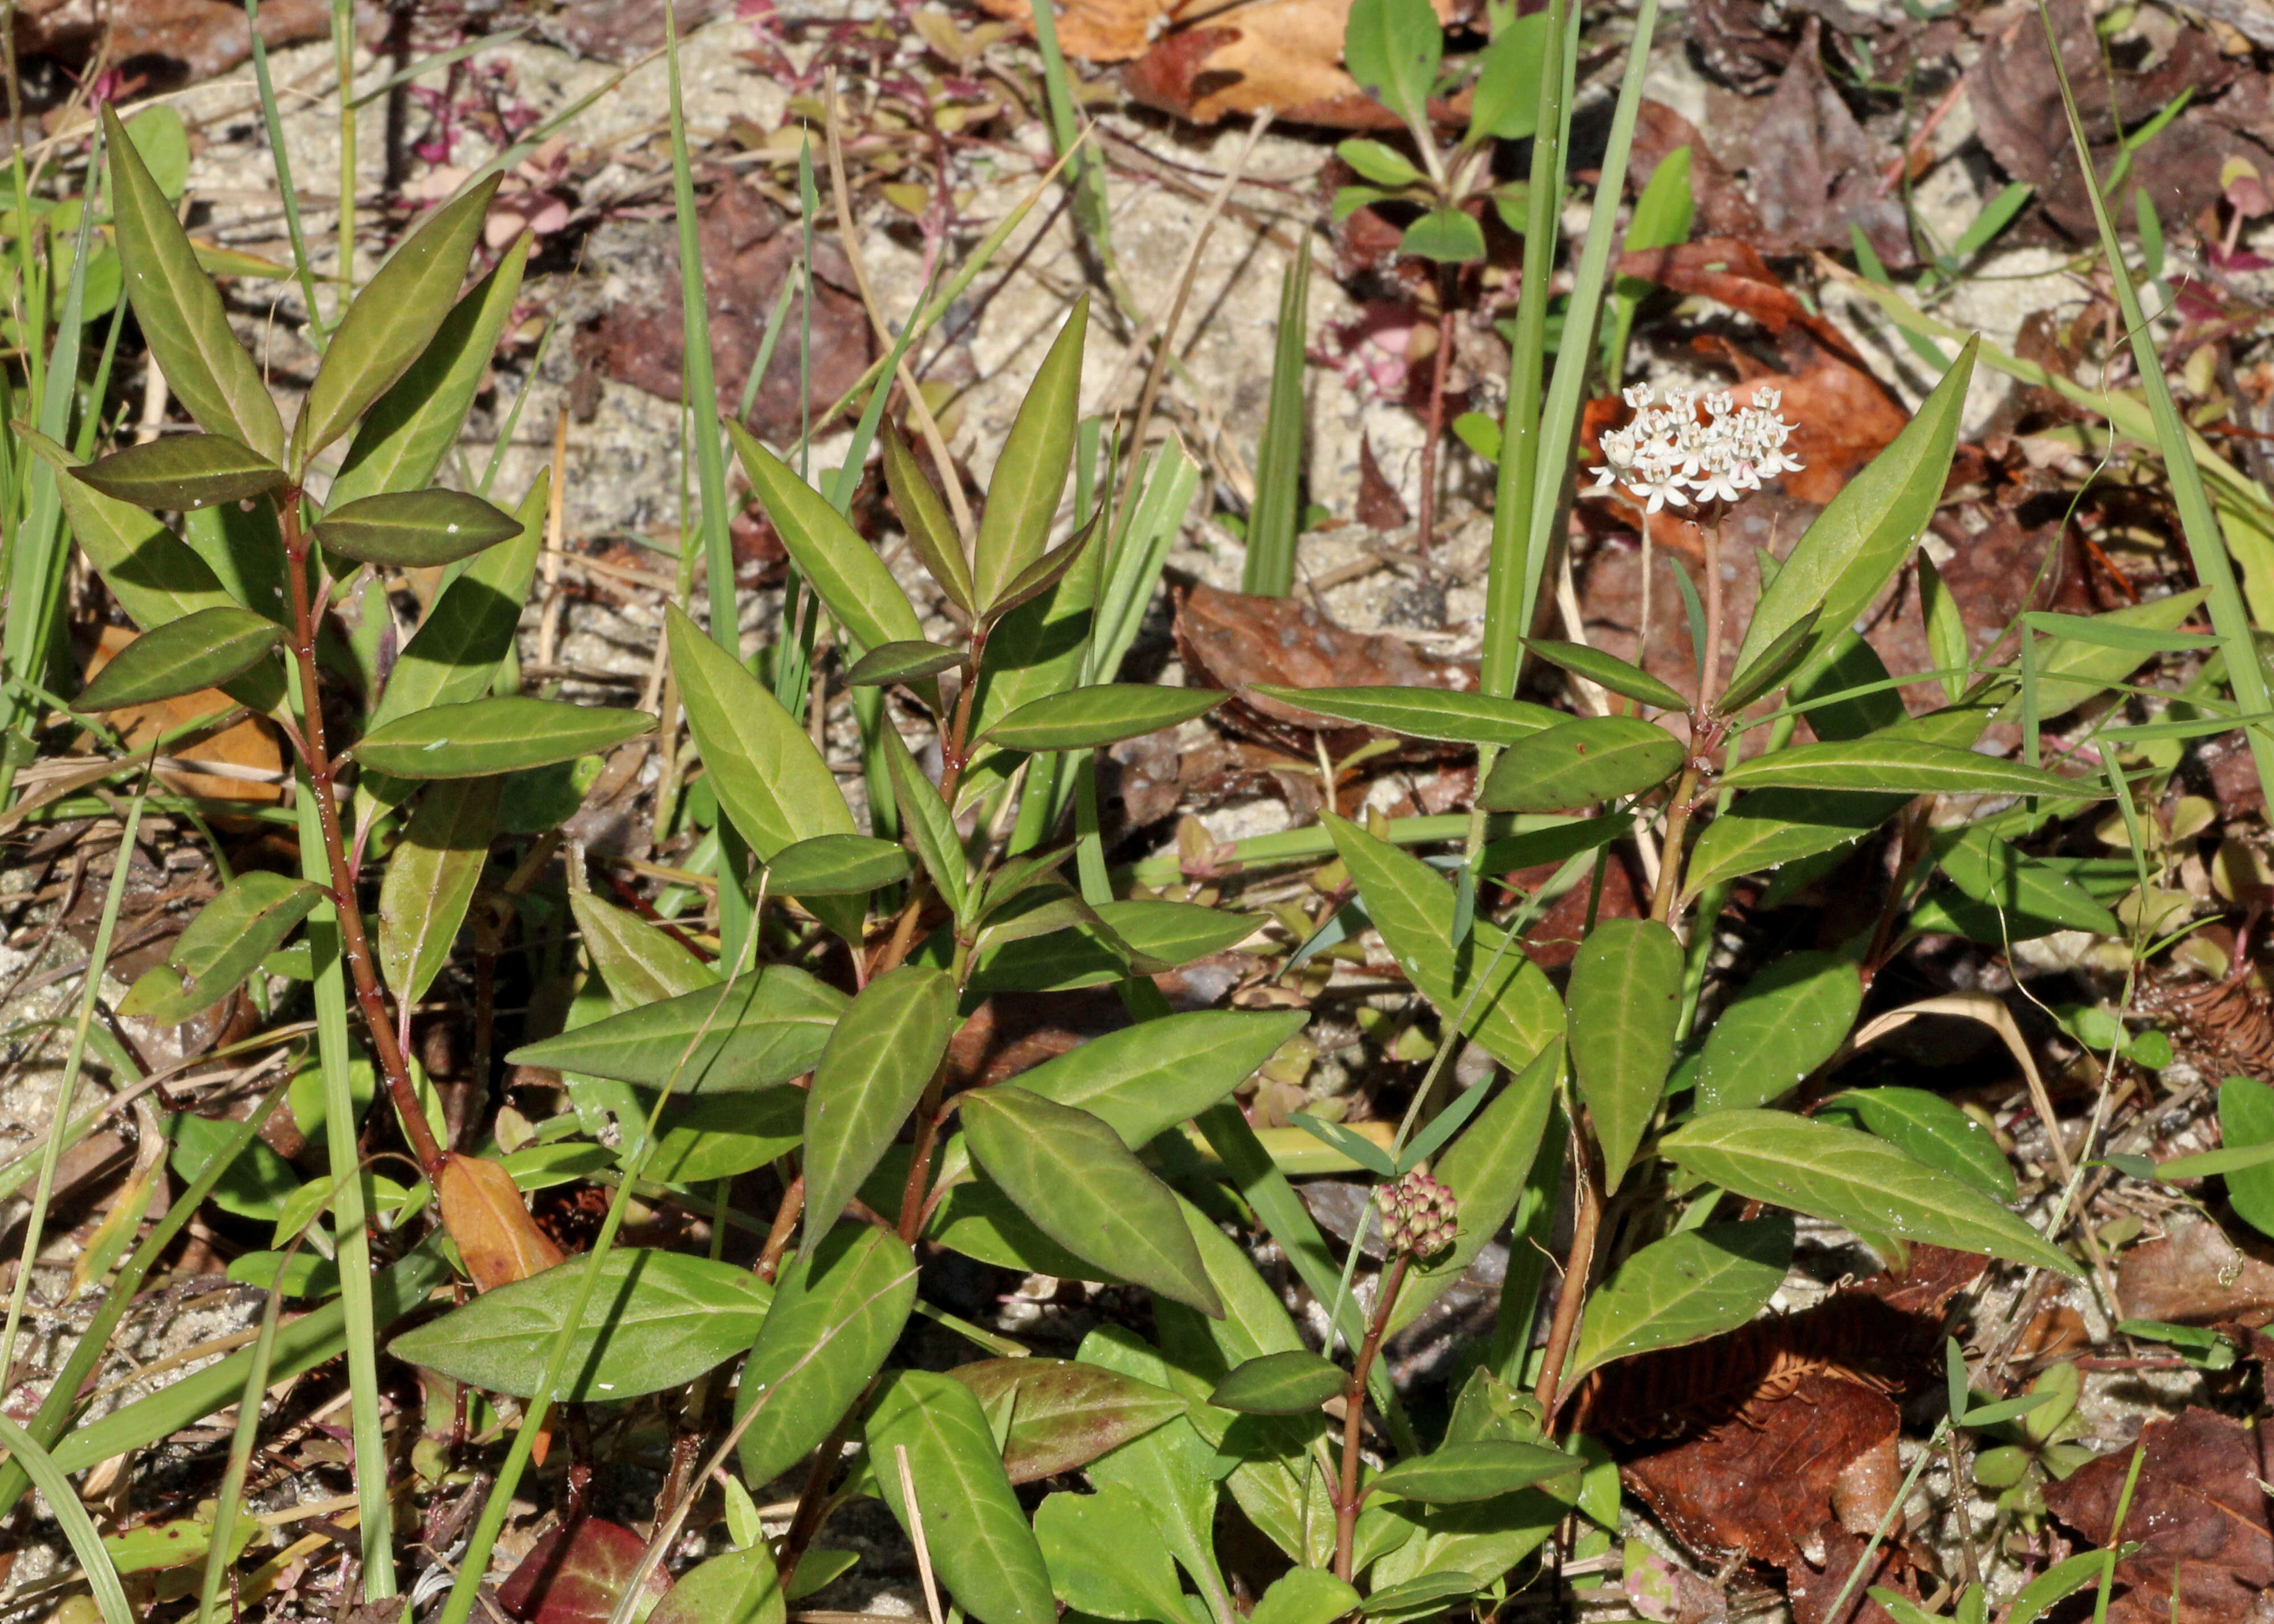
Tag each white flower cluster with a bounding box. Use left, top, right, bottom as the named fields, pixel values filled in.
left=1591, top=385, right=1804, bottom=513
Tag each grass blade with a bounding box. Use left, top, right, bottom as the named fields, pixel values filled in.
left=1243, top=250, right=1311, bottom=597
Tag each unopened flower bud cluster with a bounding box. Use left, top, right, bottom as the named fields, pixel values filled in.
left=1380, top=1169, right=1459, bottom=1260
left=1590, top=385, right=1804, bottom=513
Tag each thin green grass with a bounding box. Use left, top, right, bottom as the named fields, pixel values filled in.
left=1243, top=248, right=1311, bottom=597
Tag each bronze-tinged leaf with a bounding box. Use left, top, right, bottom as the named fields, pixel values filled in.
left=946, top=1357, right=1185, bottom=1481
left=437, top=1152, right=564, bottom=1292
left=72, top=434, right=284, bottom=509
left=498, top=1519, right=673, bottom=1624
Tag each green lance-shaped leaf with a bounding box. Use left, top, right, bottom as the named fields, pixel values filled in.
left=1819, top=1087, right=2015, bottom=1201
left=310, top=488, right=523, bottom=569
left=2222, top=1074, right=2274, bottom=1242
left=1715, top=606, right=1823, bottom=716
left=1368, top=1442, right=1582, bottom=1505
left=735, top=1225, right=917, bottom=1488
left=1035, top=1484, right=1193, bottom=1624
left=1248, top=685, right=1563, bottom=746
left=73, top=606, right=280, bottom=711
left=378, top=775, right=500, bottom=1003
left=960, top=1087, right=1223, bottom=1316
left=1006, top=1007, right=1306, bottom=1147
left=1400, top=209, right=1486, bottom=265
left=1689, top=950, right=1861, bottom=1115
left=1479, top=716, right=1686, bottom=812
left=1566, top=919, right=1682, bottom=1192
left=1657, top=1109, right=2077, bottom=1274
left=390, top=1250, right=772, bottom=1400
left=120, top=872, right=323, bottom=1023
left=329, top=231, right=533, bottom=508
left=945, top=1358, right=1185, bottom=1483
left=881, top=723, right=969, bottom=921
left=1360, top=1573, right=1484, bottom=1619
left=73, top=434, right=284, bottom=509
left=1716, top=738, right=2089, bottom=799
left=847, top=640, right=964, bottom=688
left=882, top=419, right=975, bottom=613
left=507, top=968, right=846, bottom=1094
left=801, top=966, right=957, bottom=1246
left=869, top=1370, right=1058, bottom=1624
left=980, top=684, right=1225, bottom=752
left=1253, top=1572, right=1363, bottom=1624
left=1466, top=10, right=1551, bottom=140
left=1525, top=639, right=1689, bottom=712
left=1918, top=552, right=1969, bottom=704
left=292, top=174, right=503, bottom=470
left=1934, top=829, right=2121, bottom=937
left=1343, top=0, right=1441, bottom=128
left=1210, top=1350, right=1346, bottom=1415
left=354, top=696, right=653, bottom=779
left=24, top=431, right=234, bottom=628
left=1995, top=589, right=2209, bottom=722
left=571, top=890, right=715, bottom=1010
left=648, top=1547, right=783, bottom=1624
left=666, top=603, right=855, bottom=859
left=645, top=1089, right=805, bottom=1183
left=973, top=294, right=1088, bottom=613
left=730, top=423, right=931, bottom=658
left=1325, top=814, right=1563, bottom=1074
left=1732, top=336, right=1978, bottom=687
left=369, top=470, right=548, bottom=730
left=765, top=834, right=911, bottom=896
left=104, top=104, right=284, bottom=462
left=1565, top=1215, right=1792, bottom=1386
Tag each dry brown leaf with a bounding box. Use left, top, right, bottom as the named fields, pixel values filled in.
left=84, top=624, right=284, bottom=806
left=2117, top=1213, right=2274, bottom=1328
left=438, top=1152, right=567, bottom=1293
left=972, top=0, right=1177, bottom=62
left=1122, top=0, right=1466, bottom=128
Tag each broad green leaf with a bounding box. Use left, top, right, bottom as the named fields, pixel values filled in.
left=1566, top=1216, right=1792, bottom=1385
left=983, top=519, right=1096, bottom=628
left=120, top=872, right=322, bottom=1022
left=123, top=103, right=189, bottom=196
left=294, top=174, right=502, bottom=468
left=24, top=432, right=238, bottom=634
left=962, top=1088, right=1222, bottom=1316
left=1369, top=1442, right=1582, bottom=1505
left=572, top=890, right=715, bottom=1010
left=507, top=969, right=846, bottom=1093
left=1209, top=1351, right=1344, bottom=1414
left=869, top=1370, right=1057, bottom=1624
left=1996, top=589, right=2209, bottom=721
left=389, top=1250, right=772, bottom=1399
left=959, top=552, right=1097, bottom=811
left=1325, top=814, right=1563, bottom=1074
left=310, top=488, right=521, bottom=568
left=179, top=500, right=290, bottom=631
left=1360, top=1572, right=1482, bottom=1617
left=1732, top=337, right=1978, bottom=685
left=329, top=234, right=533, bottom=507
left=73, top=606, right=280, bottom=711
left=1934, top=829, right=2121, bottom=936
left=981, top=684, right=1224, bottom=752
left=973, top=295, right=1087, bottom=613
left=1466, top=12, right=1550, bottom=140
left=1008, top=1008, right=1307, bottom=1147
left=104, top=104, right=284, bottom=460
left=1718, top=738, right=2086, bottom=798
left=882, top=421, right=974, bottom=613
left=735, top=1226, right=917, bottom=1487
left=2220, top=1074, right=2274, bottom=1241
left=1387, top=1040, right=1560, bottom=1335
left=802, top=966, right=957, bottom=1246
left=667, top=603, right=855, bottom=859
left=882, top=724, right=969, bottom=920
left=1819, top=1087, right=2016, bottom=1201
left=926, top=1162, right=1104, bottom=1282
left=647, top=1547, right=783, bottom=1624
left=731, top=423, right=930, bottom=658
left=166, top=1110, right=303, bottom=1221
left=645, top=1088, right=804, bottom=1183
left=1527, top=639, right=1686, bottom=711
left=1162, top=1192, right=1307, bottom=1369
left=1998, top=1552, right=2113, bottom=1624
left=369, top=470, right=547, bottom=730
left=846, top=639, right=964, bottom=687
left=1689, top=950, right=1861, bottom=1114
left=1790, top=633, right=1906, bottom=744
left=946, top=1358, right=1186, bottom=1483
left=767, top=833, right=910, bottom=896
left=73, top=434, right=283, bottom=508
left=1077, top=1331, right=1236, bottom=1623
left=1716, top=607, right=1824, bottom=716
left=1343, top=0, right=1440, bottom=127
left=1566, top=919, right=1682, bottom=1192
left=1918, top=553, right=1969, bottom=703
left=1658, top=1109, right=2076, bottom=1274
left=378, top=775, right=499, bottom=1003
left=355, top=696, right=653, bottom=778
left=1478, top=717, right=1685, bottom=811
left=967, top=899, right=1258, bottom=993
left=1338, top=138, right=1425, bottom=187
left=1035, top=1486, right=1191, bottom=1624
left=1400, top=209, right=1485, bottom=264
left=1248, top=685, right=1563, bottom=746
left=1683, top=785, right=1911, bottom=893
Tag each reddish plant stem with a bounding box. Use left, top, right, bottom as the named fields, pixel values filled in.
left=756, top=1172, right=805, bottom=1283
left=278, top=489, right=446, bottom=1177
left=1534, top=1123, right=1604, bottom=1421
left=776, top=1379, right=878, bottom=1596
left=1334, top=1249, right=1412, bottom=1582
left=898, top=1073, right=950, bottom=1243
left=932, top=630, right=988, bottom=807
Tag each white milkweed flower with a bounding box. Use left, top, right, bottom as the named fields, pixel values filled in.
left=1585, top=383, right=1803, bottom=512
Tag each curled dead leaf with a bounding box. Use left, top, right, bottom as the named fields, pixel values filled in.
left=438, top=1152, right=566, bottom=1292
